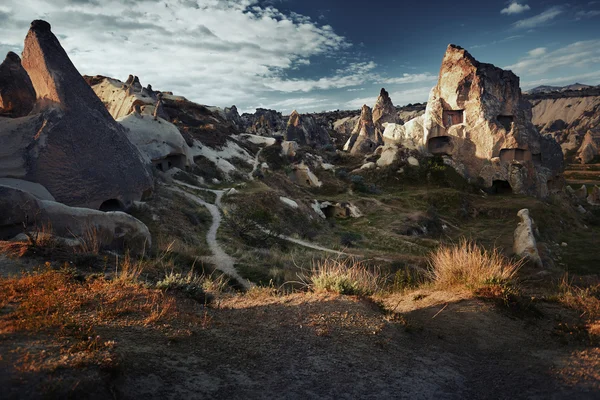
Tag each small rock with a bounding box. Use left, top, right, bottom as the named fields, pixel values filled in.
left=360, top=162, right=376, bottom=170
left=561, top=242, right=568, bottom=247
left=407, top=156, right=419, bottom=167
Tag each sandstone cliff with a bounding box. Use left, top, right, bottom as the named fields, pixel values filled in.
left=423, top=44, right=563, bottom=197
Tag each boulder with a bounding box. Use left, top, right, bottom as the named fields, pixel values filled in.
left=513, top=209, right=543, bottom=268
left=576, top=131, right=599, bottom=164
left=281, top=140, right=299, bottom=157
left=587, top=185, right=600, bottom=206
left=423, top=44, right=563, bottom=197
left=315, top=200, right=362, bottom=219
left=382, top=115, right=424, bottom=149
left=0, top=20, right=154, bottom=209
left=279, top=196, right=299, bottom=209
left=118, top=113, right=193, bottom=171
left=377, top=145, right=401, bottom=167
left=292, top=163, right=322, bottom=187
left=575, top=185, right=588, bottom=200
left=0, top=52, right=36, bottom=117
left=0, top=185, right=150, bottom=254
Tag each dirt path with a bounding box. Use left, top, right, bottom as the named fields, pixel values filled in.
left=249, top=147, right=263, bottom=180
left=167, top=186, right=253, bottom=289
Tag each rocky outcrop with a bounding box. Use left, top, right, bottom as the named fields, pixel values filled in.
left=333, top=115, right=360, bottom=135
left=345, top=105, right=379, bottom=154
left=423, top=44, right=563, bottom=197
left=87, top=75, right=158, bottom=120
left=372, top=88, right=398, bottom=140
left=224, top=105, right=243, bottom=131
left=382, top=115, right=425, bottom=149
left=118, top=113, right=193, bottom=171
left=284, top=110, right=331, bottom=146
left=588, top=185, right=600, bottom=206
left=513, top=209, right=543, bottom=268
left=241, top=108, right=286, bottom=136
left=0, top=52, right=36, bottom=117
left=0, top=185, right=150, bottom=254
left=292, top=162, right=322, bottom=187
left=0, top=20, right=153, bottom=209
left=576, top=131, right=599, bottom=164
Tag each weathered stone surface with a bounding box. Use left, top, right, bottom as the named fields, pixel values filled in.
left=513, top=209, right=543, bottom=268
left=224, top=105, right=243, bottom=131
left=281, top=140, right=299, bottom=158
left=0, top=20, right=154, bottom=209
left=241, top=108, right=286, bottom=136
left=588, top=185, right=600, bottom=206
left=0, top=52, right=36, bottom=117
left=372, top=88, right=398, bottom=140
left=377, top=145, right=401, bottom=167
left=315, top=200, right=362, bottom=219
left=0, top=185, right=150, bottom=253
left=423, top=44, right=563, bottom=197
left=576, top=131, right=599, bottom=164
left=382, top=115, right=424, bottom=149
left=87, top=75, right=158, bottom=120
left=575, top=185, right=588, bottom=200
left=333, top=115, right=360, bottom=135
left=346, top=105, right=379, bottom=154
left=292, top=162, right=322, bottom=187
left=118, top=113, right=193, bottom=171
left=284, top=110, right=331, bottom=146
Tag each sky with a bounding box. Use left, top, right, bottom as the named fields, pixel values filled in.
left=0, top=0, right=599, bottom=114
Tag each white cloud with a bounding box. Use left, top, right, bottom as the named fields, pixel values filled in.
left=375, top=73, right=437, bottom=85
left=501, top=2, right=531, bottom=15
left=528, top=47, right=546, bottom=57
left=505, top=40, right=600, bottom=76
left=0, top=0, right=355, bottom=111
left=576, top=10, right=600, bottom=19
left=513, top=6, right=563, bottom=29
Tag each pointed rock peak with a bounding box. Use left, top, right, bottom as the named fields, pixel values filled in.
left=22, top=19, right=112, bottom=116
left=379, top=88, right=390, bottom=99
left=288, top=110, right=301, bottom=126
left=5, top=51, right=21, bottom=64
left=360, top=104, right=372, bottom=118
left=31, top=19, right=51, bottom=32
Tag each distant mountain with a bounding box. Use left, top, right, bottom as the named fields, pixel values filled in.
left=525, top=83, right=596, bottom=95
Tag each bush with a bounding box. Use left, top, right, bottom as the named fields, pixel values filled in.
left=156, top=270, right=212, bottom=303
left=305, top=258, right=384, bottom=296
left=428, top=239, right=522, bottom=289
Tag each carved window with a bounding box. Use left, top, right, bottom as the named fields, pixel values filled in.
left=442, top=110, right=464, bottom=128
left=497, top=115, right=514, bottom=131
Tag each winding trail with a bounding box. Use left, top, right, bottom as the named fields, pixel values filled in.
left=249, top=148, right=264, bottom=180
left=167, top=185, right=253, bottom=289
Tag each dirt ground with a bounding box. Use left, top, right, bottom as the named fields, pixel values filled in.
left=3, top=287, right=596, bottom=400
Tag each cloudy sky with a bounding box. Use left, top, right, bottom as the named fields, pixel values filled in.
left=1, top=0, right=599, bottom=114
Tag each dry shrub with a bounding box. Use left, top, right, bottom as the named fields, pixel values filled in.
left=305, top=257, right=384, bottom=296
left=429, top=239, right=522, bottom=289
left=114, top=252, right=145, bottom=283
left=559, top=275, right=600, bottom=335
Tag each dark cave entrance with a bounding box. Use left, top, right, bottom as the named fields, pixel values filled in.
left=490, top=180, right=513, bottom=195
left=99, top=199, right=124, bottom=212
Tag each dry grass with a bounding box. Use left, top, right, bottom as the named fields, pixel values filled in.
left=428, top=239, right=522, bottom=289
left=304, top=257, right=385, bottom=296
left=558, top=275, right=600, bottom=336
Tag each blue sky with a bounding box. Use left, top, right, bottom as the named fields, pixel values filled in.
left=1, top=0, right=599, bottom=114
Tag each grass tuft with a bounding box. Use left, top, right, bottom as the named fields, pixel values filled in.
left=305, top=257, right=384, bottom=296
left=428, top=239, right=522, bottom=289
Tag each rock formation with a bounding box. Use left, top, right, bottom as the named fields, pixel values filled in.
left=382, top=115, right=425, bottom=149
left=513, top=209, right=543, bottom=268
left=0, top=185, right=150, bottom=254
left=345, top=105, right=379, bottom=154
left=87, top=75, right=158, bottom=120
left=284, top=110, right=331, bottom=146
left=0, top=52, right=36, bottom=117
left=372, top=88, right=398, bottom=140
left=423, top=44, right=563, bottom=197
left=224, top=105, right=243, bottom=131
left=242, top=108, right=286, bottom=136
left=576, top=131, right=599, bottom=164
left=0, top=20, right=153, bottom=209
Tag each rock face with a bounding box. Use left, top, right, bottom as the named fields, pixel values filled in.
left=87, top=75, right=158, bottom=120
left=0, top=20, right=153, bottom=209
left=0, top=52, right=36, bottom=117
left=284, top=110, right=331, bottom=146
left=345, top=105, right=379, bottom=154
left=0, top=185, right=150, bottom=254
left=224, top=105, right=243, bottom=131
left=423, top=44, right=563, bottom=197
left=383, top=115, right=425, bottom=149
left=576, top=131, right=599, bottom=164
left=241, top=108, right=286, bottom=136
left=513, top=209, right=543, bottom=268
left=372, top=88, right=398, bottom=140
